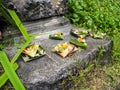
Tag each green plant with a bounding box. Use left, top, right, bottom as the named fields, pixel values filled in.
left=0, top=4, right=16, bottom=27
left=62, top=0, right=120, bottom=90
left=0, top=44, right=3, bottom=50
left=0, top=63, right=18, bottom=87
left=0, top=1, right=32, bottom=89
left=67, top=0, right=120, bottom=34
left=0, top=2, right=31, bottom=41
left=104, top=65, right=120, bottom=87
left=0, top=51, right=25, bottom=90
left=61, top=60, right=95, bottom=90
left=8, top=10, right=31, bottom=41
left=112, top=33, right=120, bottom=63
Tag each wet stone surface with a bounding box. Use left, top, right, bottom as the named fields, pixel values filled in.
left=3, top=17, right=112, bottom=90
left=3, top=0, right=68, bottom=21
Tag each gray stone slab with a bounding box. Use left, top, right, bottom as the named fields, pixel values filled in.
left=2, top=16, right=112, bottom=90
left=3, top=16, right=69, bottom=38
left=15, top=25, right=112, bottom=90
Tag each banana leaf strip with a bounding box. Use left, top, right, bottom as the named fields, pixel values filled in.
left=0, top=63, right=18, bottom=87
left=0, top=51, right=26, bottom=90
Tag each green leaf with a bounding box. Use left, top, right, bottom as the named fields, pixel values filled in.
left=84, top=64, right=94, bottom=73
left=11, top=40, right=32, bottom=64
left=0, top=5, right=16, bottom=26
left=7, top=9, right=31, bottom=41
left=73, top=13, right=79, bottom=18
left=67, top=0, right=120, bottom=33
left=0, top=51, right=26, bottom=90
left=72, top=18, right=79, bottom=23
left=0, top=63, right=18, bottom=87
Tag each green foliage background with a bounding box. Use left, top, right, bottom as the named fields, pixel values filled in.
left=66, top=1, right=120, bottom=89
left=67, top=0, right=120, bottom=33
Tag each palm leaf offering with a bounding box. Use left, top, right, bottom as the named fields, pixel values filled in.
left=21, top=43, right=46, bottom=62
left=92, top=32, right=106, bottom=39
left=49, top=32, right=64, bottom=40
left=70, top=29, right=88, bottom=38
left=70, top=38, right=87, bottom=49
left=88, top=31, right=106, bottom=39
left=71, top=29, right=106, bottom=39
left=52, top=42, right=78, bottom=58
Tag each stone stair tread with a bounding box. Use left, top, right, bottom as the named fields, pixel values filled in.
left=15, top=23, right=112, bottom=89
left=3, top=16, right=69, bottom=38
left=2, top=16, right=112, bottom=90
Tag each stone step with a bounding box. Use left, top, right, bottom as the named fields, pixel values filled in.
left=2, top=16, right=112, bottom=90
left=3, top=16, right=69, bottom=38
left=16, top=24, right=112, bottom=90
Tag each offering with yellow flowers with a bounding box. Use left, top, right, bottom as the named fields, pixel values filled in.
left=49, top=32, right=64, bottom=40
left=70, top=29, right=88, bottom=38
left=53, top=42, right=78, bottom=58
left=93, top=32, right=106, bottom=39
left=22, top=43, right=46, bottom=62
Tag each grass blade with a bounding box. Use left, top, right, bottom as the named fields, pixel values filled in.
left=11, top=40, right=31, bottom=64
left=0, top=5, right=15, bottom=26
left=0, top=63, right=18, bottom=87
left=7, top=9, right=31, bottom=41
left=0, top=51, right=26, bottom=90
